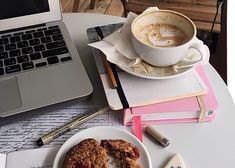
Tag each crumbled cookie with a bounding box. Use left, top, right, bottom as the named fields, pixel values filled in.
left=120, top=157, right=141, bottom=168
left=101, top=139, right=140, bottom=160
left=63, top=138, right=108, bottom=168
left=101, top=139, right=141, bottom=168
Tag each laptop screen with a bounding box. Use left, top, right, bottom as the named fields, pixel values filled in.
left=0, top=0, right=50, bottom=20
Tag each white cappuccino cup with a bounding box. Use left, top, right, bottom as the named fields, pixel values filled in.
left=131, top=8, right=206, bottom=67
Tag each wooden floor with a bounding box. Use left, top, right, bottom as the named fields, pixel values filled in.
left=61, top=0, right=124, bottom=17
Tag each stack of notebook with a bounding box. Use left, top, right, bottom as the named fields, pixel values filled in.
left=122, top=65, right=218, bottom=125
left=87, top=23, right=218, bottom=127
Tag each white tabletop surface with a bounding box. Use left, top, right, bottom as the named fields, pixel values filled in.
left=62, top=13, right=235, bottom=168
left=0, top=12, right=234, bottom=168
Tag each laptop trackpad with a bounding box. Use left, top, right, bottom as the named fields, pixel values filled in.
left=0, top=77, right=22, bottom=113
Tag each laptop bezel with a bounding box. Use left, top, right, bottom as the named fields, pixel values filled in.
left=0, top=0, right=62, bottom=32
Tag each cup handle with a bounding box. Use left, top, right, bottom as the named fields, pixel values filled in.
left=143, top=7, right=159, bottom=13
left=189, top=38, right=208, bottom=64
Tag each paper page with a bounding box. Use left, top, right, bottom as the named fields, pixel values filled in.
left=6, top=147, right=60, bottom=168
left=119, top=70, right=208, bottom=107
left=0, top=153, right=6, bottom=168
left=100, top=74, right=123, bottom=110
left=0, top=103, right=122, bottom=153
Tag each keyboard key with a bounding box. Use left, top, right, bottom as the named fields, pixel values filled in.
left=34, top=44, right=45, bottom=52
left=14, top=32, right=24, bottom=36
left=4, top=58, right=16, bottom=66
left=0, top=52, right=8, bottom=59
left=48, top=25, right=59, bottom=29
left=47, top=56, right=59, bottom=65
left=42, top=47, right=69, bottom=58
left=35, top=62, right=47, bottom=67
left=22, top=61, right=34, bottom=70
left=9, top=49, right=21, bottom=57
left=33, top=32, right=44, bottom=38
left=30, top=53, right=41, bottom=60
left=22, top=47, right=33, bottom=54
left=17, top=41, right=29, bottom=48
left=10, top=36, right=21, bottom=43
left=0, top=26, right=66, bottom=77
left=0, top=38, right=9, bottom=45
left=22, top=34, right=33, bottom=40
left=61, top=56, right=72, bottom=62
left=41, top=37, right=52, bottom=43
left=44, top=29, right=61, bottom=36
left=1, top=34, right=12, bottom=38
left=29, top=39, right=40, bottom=46
left=37, top=27, right=47, bottom=32
left=17, top=55, right=29, bottom=63
left=52, top=34, right=63, bottom=41
left=46, top=41, right=65, bottom=49
left=5, top=65, right=21, bottom=74
left=0, top=46, right=4, bottom=53
left=0, top=68, right=4, bottom=75
left=5, top=43, right=16, bottom=51
left=25, top=30, right=36, bottom=34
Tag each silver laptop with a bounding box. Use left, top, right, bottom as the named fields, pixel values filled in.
left=0, top=0, right=93, bottom=117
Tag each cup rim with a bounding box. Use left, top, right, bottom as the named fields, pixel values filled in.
left=131, top=9, right=197, bottom=49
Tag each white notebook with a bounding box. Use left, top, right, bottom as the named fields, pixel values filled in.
left=101, top=69, right=208, bottom=110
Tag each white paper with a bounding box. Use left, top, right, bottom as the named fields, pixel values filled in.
left=6, top=147, right=60, bottom=168
left=100, top=75, right=123, bottom=110
left=88, top=12, right=142, bottom=68
left=103, top=12, right=139, bottom=60
left=0, top=102, right=122, bottom=167
left=118, top=70, right=208, bottom=107
left=0, top=153, right=6, bottom=168
left=0, top=104, right=122, bottom=154
left=88, top=41, right=141, bottom=68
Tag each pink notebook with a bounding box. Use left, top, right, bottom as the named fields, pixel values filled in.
left=123, top=65, right=219, bottom=125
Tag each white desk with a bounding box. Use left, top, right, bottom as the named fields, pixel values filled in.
left=0, top=13, right=234, bottom=168
left=62, top=13, right=235, bottom=168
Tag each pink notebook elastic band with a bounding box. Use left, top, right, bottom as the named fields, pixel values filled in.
left=133, top=116, right=143, bottom=142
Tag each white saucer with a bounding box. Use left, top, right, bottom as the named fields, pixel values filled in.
left=53, top=126, right=152, bottom=168
left=118, top=63, right=194, bottom=80
left=118, top=47, right=208, bottom=80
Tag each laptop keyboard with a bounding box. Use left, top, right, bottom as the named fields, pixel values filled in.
left=0, top=25, right=72, bottom=77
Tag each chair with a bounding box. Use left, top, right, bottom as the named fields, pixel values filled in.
left=121, top=0, right=222, bottom=32
left=72, top=0, right=96, bottom=12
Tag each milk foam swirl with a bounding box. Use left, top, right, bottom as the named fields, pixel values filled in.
left=135, top=24, right=188, bottom=47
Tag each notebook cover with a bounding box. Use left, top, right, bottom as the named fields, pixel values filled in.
left=123, top=65, right=218, bottom=125
left=87, top=23, right=208, bottom=111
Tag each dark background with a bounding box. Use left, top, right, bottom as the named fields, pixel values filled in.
left=0, top=0, right=50, bottom=20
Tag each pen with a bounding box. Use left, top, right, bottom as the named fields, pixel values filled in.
left=145, top=125, right=170, bottom=147
left=95, top=26, right=118, bottom=89
left=101, top=52, right=118, bottom=88
left=36, top=106, right=110, bottom=146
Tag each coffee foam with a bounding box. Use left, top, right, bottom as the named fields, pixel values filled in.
left=135, top=24, right=188, bottom=47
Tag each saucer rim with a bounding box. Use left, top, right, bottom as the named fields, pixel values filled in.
left=117, top=63, right=195, bottom=80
